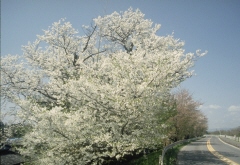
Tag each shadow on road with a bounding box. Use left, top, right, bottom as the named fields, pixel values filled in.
left=177, top=150, right=228, bottom=165
left=177, top=140, right=228, bottom=165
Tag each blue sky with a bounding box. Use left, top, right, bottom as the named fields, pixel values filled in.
left=1, top=0, right=240, bottom=131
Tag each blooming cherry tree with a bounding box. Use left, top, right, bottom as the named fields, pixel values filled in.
left=1, top=8, right=206, bottom=164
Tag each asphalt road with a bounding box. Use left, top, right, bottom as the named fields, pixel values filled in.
left=177, top=135, right=240, bottom=165
left=0, top=150, right=24, bottom=165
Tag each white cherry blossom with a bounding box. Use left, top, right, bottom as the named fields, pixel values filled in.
left=1, top=8, right=206, bottom=164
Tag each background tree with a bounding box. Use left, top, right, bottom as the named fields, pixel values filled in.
left=1, top=8, right=206, bottom=164
left=168, top=89, right=208, bottom=142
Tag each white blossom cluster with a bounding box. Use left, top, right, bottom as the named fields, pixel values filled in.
left=1, top=8, right=206, bottom=164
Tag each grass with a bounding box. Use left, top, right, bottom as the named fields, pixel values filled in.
left=163, top=142, right=189, bottom=165
left=127, top=141, right=192, bottom=165
left=127, top=150, right=162, bottom=165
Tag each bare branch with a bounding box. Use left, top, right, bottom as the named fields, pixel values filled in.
left=82, top=25, right=97, bottom=53
left=83, top=49, right=106, bottom=62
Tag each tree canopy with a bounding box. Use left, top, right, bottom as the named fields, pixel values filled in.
left=1, top=8, right=207, bottom=165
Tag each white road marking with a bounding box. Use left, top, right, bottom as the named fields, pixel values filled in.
left=218, top=137, right=240, bottom=151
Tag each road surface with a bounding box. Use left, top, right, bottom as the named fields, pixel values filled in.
left=177, top=135, right=240, bottom=165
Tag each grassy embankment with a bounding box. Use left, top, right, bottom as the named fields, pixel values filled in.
left=127, top=141, right=190, bottom=165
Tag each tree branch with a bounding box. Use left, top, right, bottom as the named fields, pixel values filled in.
left=82, top=25, right=97, bottom=53
left=83, top=50, right=106, bottom=62
left=53, top=129, right=70, bottom=140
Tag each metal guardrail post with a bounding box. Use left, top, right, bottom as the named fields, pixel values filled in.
left=159, top=155, right=163, bottom=165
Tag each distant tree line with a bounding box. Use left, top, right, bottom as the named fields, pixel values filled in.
left=210, top=126, right=240, bottom=137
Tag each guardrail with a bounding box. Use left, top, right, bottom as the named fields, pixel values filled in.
left=218, top=135, right=240, bottom=148
left=158, top=137, right=199, bottom=165
left=219, top=135, right=240, bottom=142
